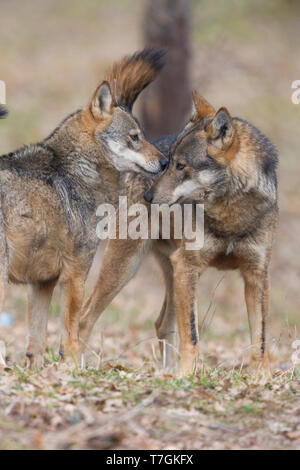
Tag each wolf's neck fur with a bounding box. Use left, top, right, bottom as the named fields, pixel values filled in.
left=44, top=111, right=121, bottom=207
left=0, top=110, right=126, bottom=237
left=204, top=123, right=278, bottom=239
left=205, top=190, right=274, bottom=239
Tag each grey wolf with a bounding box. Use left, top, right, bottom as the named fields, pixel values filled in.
left=0, top=49, right=166, bottom=367
left=79, top=91, right=278, bottom=377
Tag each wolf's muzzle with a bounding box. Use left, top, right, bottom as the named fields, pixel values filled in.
left=144, top=190, right=153, bottom=203
left=159, top=157, right=169, bottom=171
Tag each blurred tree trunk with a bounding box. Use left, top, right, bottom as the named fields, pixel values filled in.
left=141, top=0, right=191, bottom=140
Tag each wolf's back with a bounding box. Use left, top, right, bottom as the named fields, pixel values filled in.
left=105, top=49, right=165, bottom=111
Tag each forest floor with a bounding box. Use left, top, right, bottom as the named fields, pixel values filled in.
left=0, top=323, right=299, bottom=450
left=0, top=251, right=299, bottom=450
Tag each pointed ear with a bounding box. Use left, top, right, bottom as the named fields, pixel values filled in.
left=191, top=91, right=215, bottom=121
left=90, top=81, right=113, bottom=120
left=206, top=107, right=233, bottom=148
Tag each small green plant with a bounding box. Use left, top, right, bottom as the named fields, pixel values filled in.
left=45, top=350, right=60, bottom=364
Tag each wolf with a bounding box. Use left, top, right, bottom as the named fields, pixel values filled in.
left=79, top=91, right=278, bottom=377
left=0, top=49, right=167, bottom=368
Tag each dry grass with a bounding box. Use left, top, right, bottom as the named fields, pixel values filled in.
left=0, top=250, right=299, bottom=450
left=0, top=333, right=299, bottom=449
left=0, top=0, right=300, bottom=450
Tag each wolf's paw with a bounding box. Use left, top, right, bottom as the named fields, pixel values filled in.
left=59, top=343, right=82, bottom=369
left=26, top=352, right=45, bottom=370
left=177, top=359, right=197, bottom=378
left=249, top=358, right=272, bottom=381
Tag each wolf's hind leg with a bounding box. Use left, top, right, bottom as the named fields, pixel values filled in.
left=60, top=274, right=85, bottom=364
left=26, top=280, right=56, bottom=369
left=242, top=268, right=271, bottom=377
left=0, top=207, right=8, bottom=314
left=79, top=238, right=150, bottom=356
left=153, top=243, right=177, bottom=369
left=0, top=273, right=7, bottom=315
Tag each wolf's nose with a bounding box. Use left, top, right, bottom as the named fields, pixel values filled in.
left=144, top=191, right=153, bottom=203
left=159, top=157, right=168, bottom=171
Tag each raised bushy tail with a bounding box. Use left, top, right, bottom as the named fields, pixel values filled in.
left=105, top=48, right=165, bottom=111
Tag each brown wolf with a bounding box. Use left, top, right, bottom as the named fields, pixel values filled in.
left=0, top=50, right=166, bottom=368
left=79, top=92, right=278, bottom=377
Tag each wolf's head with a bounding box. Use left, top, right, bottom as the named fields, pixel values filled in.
left=81, top=49, right=168, bottom=175
left=144, top=92, right=239, bottom=204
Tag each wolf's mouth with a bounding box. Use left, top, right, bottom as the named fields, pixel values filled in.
left=135, top=163, right=160, bottom=175
left=168, top=189, right=211, bottom=206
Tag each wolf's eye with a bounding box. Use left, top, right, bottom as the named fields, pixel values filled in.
left=130, top=133, right=139, bottom=142
left=176, top=162, right=185, bottom=171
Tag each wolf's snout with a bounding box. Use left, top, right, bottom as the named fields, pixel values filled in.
left=159, top=157, right=168, bottom=171
left=144, top=190, right=153, bottom=203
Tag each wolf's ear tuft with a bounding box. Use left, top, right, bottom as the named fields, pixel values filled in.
left=191, top=91, right=215, bottom=121
left=207, top=107, right=233, bottom=147
left=91, top=81, right=113, bottom=120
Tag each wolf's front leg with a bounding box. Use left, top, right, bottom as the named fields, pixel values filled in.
left=171, top=248, right=202, bottom=376
left=153, top=243, right=177, bottom=369
left=79, top=238, right=151, bottom=356
left=60, top=274, right=85, bottom=364
left=242, top=267, right=271, bottom=377
left=26, top=280, right=56, bottom=369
